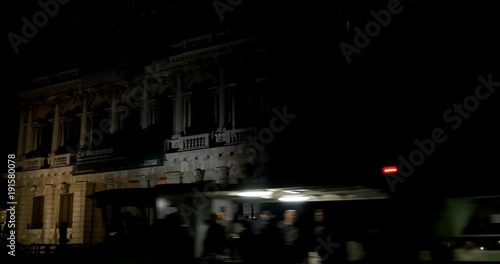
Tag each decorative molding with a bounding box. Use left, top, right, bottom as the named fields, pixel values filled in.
left=18, top=79, right=83, bottom=100
left=167, top=37, right=259, bottom=65
left=30, top=184, right=38, bottom=196
left=193, top=168, right=205, bottom=182
left=59, top=182, right=69, bottom=194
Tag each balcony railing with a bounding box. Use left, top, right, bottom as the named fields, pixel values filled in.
left=23, top=157, right=46, bottom=170
left=20, top=154, right=73, bottom=171
left=51, top=153, right=73, bottom=167
left=225, top=127, right=257, bottom=145
left=167, top=133, right=211, bottom=152
left=166, top=127, right=257, bottom=152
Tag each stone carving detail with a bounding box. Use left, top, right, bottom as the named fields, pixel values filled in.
left=193, top=169, right=204, bottom=182
left=59, top=182, right=69, bottom=194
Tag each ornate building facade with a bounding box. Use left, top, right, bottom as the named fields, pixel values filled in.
left=9, top=33, right=272, bottom=246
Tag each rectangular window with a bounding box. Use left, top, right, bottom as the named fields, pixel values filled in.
left=59, top=194, right=74, bottom=227
left=243, top=203, right=260, bottom=220
left=28, top=196, right=44, bottom=229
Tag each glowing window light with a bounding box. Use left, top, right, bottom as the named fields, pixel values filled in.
left=278, top=195, right=310, bottom=202
left=237, top=191, right=273, bottom=197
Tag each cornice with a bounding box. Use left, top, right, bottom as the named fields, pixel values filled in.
left=18, top=79, right=83, bottom=100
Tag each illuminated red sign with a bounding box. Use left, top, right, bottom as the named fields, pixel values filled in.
left=382, top=166, right=398, bottom=174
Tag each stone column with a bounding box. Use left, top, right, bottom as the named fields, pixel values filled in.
left=79, top=96, right=88, bottom=149
left=231, top=87, right=236, bottom=129
left=17, top=110, right=25, bottom=157
left=141, top=88, right=149, bottom=129
left=72, top=181, right=86, bottom=244
left=87, top=112, right=94, bottom=147
left=24, top=109, right=33, bottom=154
left=183, top=93, right=192, bottom=133
left=110, top=91, right=118, bottom=134
left=16, top=187, right=30, bottom=244
left=218, top=68, right=226, bottom=129
left=150, top=100, right=157, bottom=125
left=42, top=184, right=56, bottom=244
left=50, top=104, right=60, bottom=164
left=173, top=73, right=183, bottom=138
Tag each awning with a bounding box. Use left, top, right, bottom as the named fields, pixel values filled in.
left=87, top=180, right=390, bottom=207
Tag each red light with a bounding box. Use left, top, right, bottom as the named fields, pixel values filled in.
left=382, top=166, right=398, bottom=174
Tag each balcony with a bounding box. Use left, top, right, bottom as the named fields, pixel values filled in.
left=166, top=127, right=257, bottom=153
left=167, top=133, right=210, bottom=152
left=18, top=153, right=74, bottom=171
left=22, top=157, right=47, bottom=171
left=169, top=34, right=212, bottom=53
left=223, top=127, right=257, bottom=145
left=50, top=153, right=74, bottom=167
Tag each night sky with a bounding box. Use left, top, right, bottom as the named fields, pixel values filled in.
left=2, top=0, right=500, bottom=198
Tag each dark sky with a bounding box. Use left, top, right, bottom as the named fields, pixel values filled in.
left=2, top=0, right=500, bottom=197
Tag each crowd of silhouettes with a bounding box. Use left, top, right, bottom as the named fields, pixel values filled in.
left=100, top=207, right=373, bottom=263
left=199, top=208, right=350, bottom=264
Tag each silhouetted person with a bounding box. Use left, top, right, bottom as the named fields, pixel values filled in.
left=58, top=221, right=68, bottom=245
left=248, top=211, right=270, bottom=263
left=204, top=213, right=228, bottom=259
left=239, top=216, right=254, bottom=264
left=278, top=209, right=299, bottom=264
left=152, top=216, right=169, bottom=263
left=227, top=212, right=246, bottom=261
left=251, top=211, right=270, bottom=235
left=262, top=215, right=285, bottom=264
left=308, top=209, right=347, bottom=264
left=163, top=212, right=193, bottom=264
